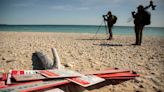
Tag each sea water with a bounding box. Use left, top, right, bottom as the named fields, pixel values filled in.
left=0, top=25, right=163, bottom=37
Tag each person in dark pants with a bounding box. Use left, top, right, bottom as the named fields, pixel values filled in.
left=103, top=11, right=117, bottom=40
left=132, top=5, right=146, bottom=45
left=131, top=1, right=156, bottom=45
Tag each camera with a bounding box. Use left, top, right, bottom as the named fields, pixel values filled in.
left=102, top=15, right=106, bottom=18
left=150, top=1, right=156, bottom=10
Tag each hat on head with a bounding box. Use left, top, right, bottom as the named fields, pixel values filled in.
left=137, top=5, right=144, bottom=10
left=108, top=11, right=112, bottom=15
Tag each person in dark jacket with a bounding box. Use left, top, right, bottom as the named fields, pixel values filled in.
left=132, top=5, right=146, bottom=45
left=132, top=1, right=155, bottom=45
left=103, top=11, right=117, bottom=40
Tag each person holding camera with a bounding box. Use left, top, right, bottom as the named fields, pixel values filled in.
left=103, top=11, right=117, bottom=40
left=131, top=1, right=155, bottom=45
left=132, top=5, right=147, bottom=45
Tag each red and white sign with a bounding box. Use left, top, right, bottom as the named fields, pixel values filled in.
left=67, top=75, right=105, bottom=87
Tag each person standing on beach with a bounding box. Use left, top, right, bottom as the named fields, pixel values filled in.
left=103, top=11, right=117, bottom=40
left=131, top=1, right=156, bottom=45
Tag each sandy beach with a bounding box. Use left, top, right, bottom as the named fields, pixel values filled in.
left=0, top=32, right=164, bottom=92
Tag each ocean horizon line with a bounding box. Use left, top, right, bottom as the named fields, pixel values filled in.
left=0, top=24, right=164, bottom=28
left=0, top=24, right=164, bottom=37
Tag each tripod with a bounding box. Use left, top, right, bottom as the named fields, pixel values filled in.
left=93, top=20, right=108, bottom=39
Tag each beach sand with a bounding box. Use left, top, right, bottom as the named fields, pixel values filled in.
left=0, top=32, right=164, bottom=92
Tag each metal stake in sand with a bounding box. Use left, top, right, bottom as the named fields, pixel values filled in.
left=51, top=48, right=62, bottom=69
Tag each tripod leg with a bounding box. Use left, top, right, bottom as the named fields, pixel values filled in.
left=93, top=20, right=104, bottom=39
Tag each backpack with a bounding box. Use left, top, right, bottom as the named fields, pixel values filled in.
left=143, top=11, right=151, bottom=25
left=112, top=15, right=117, bottom=24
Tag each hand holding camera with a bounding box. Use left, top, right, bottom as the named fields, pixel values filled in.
left=102, top=15, right=106, bottom=20
left=150, top=1, right=156, bottom=10
left=132, top=11, right=135, bottom=14
left=102, top=15, right=106, bottom=18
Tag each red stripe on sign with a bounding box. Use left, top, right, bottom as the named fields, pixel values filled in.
left=105, top=76, right=135, bottom=79
left=82, top=69, right=130, bottom=75
left=20, top=71, right=24, bottom=74
left=70, top=78, right=90, bottom=85
left=11, top=70, right=18, bottom=75
left=41, top=70, right=59, bottom=77
left=96, top=72, right=139, bottom=78
left=2, top=73, right=7, bottom=81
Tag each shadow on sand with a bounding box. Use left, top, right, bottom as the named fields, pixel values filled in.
left=86, top=79, right=129, bottom=90
left=76, top=39, right=132, bottom=47
left=76, top=38, right=107, bottom=41
left=93, top=43, right=132, bottom=47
